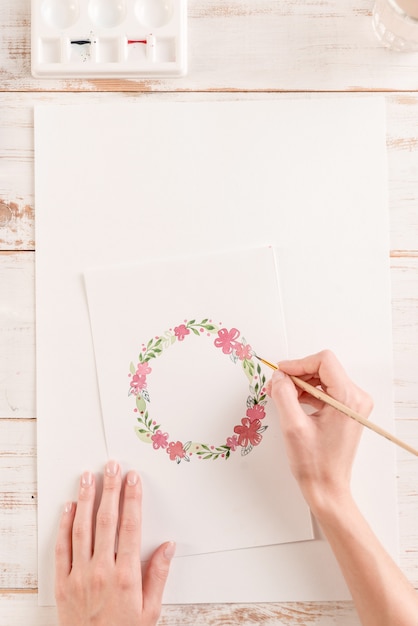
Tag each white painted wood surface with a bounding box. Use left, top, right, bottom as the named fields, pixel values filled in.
left=1, top=0, right=418, bottom=624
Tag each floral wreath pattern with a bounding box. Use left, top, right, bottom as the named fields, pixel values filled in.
left=128, top=319, right=268, bottom=464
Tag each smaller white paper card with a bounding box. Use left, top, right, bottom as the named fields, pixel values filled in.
left=84, top=246, right=314, bottom=559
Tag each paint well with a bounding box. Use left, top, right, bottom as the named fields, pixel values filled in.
left=41, top=0, right=80, bottom=29
left=88, top=0, right=127, bottom=27
left=135, top=0, right=174, bottom=28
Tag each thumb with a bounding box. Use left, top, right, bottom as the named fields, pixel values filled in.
left=143, top=541, right=175, bottom=616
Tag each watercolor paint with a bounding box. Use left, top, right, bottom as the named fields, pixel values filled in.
left=31, top=0, right=187, bottom=77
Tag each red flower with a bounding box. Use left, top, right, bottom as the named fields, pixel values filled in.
left=136, top=362, right=152, bottom=376
left=130, top=373, right=147, bottom=394
left=234, top=418, right=263, bottom=448
left=167, top=440, right=186, bottom=461
left=226, top=435, right=239, bottom=451
left=214, top=327, right=240, bottom=354
left=234, top=343, right=253, bottom=360
left=174, top=324, right=190, bottom=341
left=151, top=430, right=169, bottom=450
left=246, top=404, right=266, bottom=422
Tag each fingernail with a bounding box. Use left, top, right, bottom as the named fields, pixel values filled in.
left=164, top=541, right=176, bottom=561
left=126, top=470, right=138, bottom=486
left=64, top=501, right=73, bottom=514
left=81, top=471, right=93, bottom=487
left=105, top=460, right=119, bottom=477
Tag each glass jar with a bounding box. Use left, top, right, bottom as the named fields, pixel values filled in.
left=373, top=0, right=418, bottom=51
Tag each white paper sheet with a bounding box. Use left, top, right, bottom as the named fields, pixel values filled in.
left=35, top=98, right=396, bottom=605
left=84, top=247, right=313, bottom=559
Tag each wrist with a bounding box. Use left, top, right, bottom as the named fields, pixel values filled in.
left=303, top=485, right=357, bottom=526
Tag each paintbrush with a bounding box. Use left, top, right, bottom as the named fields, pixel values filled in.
left=254, top=354, right=418, bottom=458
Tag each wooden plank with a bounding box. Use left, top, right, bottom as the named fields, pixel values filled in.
left=396, top=419, right=418, bottom=585
left=391, top=257, right=418, bottom=417
left=2, top=1, right=418, bottom=92
left=0, top=96, right=34, bottom=250
left=0, top=252, right=35, bottom=418
left=386, top=95, right=418, bottom=253
left=0, top=592, right=359, bottom=626
left=0, top=420, right=37, bottom=590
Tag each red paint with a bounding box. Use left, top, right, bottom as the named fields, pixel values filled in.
left=128, top=39, right=147, bottom=44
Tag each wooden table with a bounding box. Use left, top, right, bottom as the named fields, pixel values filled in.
left=1, top=1, right=417, bottom=624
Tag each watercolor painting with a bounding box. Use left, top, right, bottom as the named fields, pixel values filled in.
left=129, top=319, right=268, bottom=463
left=80, top=246, right=315, bottom=573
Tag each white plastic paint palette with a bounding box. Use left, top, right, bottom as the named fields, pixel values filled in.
left=31, top=0, right=187, bottom=78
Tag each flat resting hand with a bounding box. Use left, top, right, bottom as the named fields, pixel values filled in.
left=55, top=461, right=175, bottom=626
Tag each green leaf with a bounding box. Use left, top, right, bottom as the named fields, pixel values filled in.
left=191, top=327, right=200, bottom=336
left=136, top=396, right=147, bottom=413
left=244, top=367, right=253, bottom=384
left=130, top=362, right=136, bottom=375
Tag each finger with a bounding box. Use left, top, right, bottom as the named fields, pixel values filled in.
left=298, top=391, right=324, bottom=412
left=270, top=369, right=308, bottom=429
left=94, top=460, right=122, bottom=560
left=143, top=542, right=175, bottom=620
left=55, top=501, right=76, bottom=582
left=266, top=376, right=320, bottom=398
left=116, top=471, right=142, bottom=569
left=279, top=350, right=345, bottom=378
left=279, top=350, right=350, bottom=398
left=72, top=471, right=96, bottom=564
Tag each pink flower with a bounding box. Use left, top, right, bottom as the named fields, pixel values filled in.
left=234, top=418, right=263, bottom=448
left=246, top=404, right=266, bottom=422
left=174, top=324, right=190, bottom=341
left=130, top=373, right=147, bottom=393
left=214, top=327, right=240, bottom=354
left=234, top=343, right=253, bottom=360
left=136, top=362, right=152, bottom=376
left=167, top=440, right=186, bottom=461
left=151, top=430, right=169, bottom=450
left=226, top=435, right=239, bottom=451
